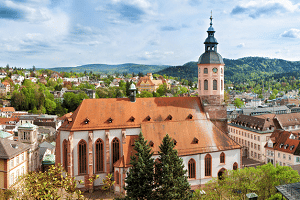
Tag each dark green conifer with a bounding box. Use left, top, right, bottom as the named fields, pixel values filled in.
left=154, top=134, right=191, bottom=200
left=124, top=132, right=155, bottom=199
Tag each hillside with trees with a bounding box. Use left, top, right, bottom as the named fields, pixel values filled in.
left=156, top=57, right=300, bottom=84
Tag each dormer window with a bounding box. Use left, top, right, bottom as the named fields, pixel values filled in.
left=84, top=118, right=90, bottom=124
left=129, top=116, right=135, bottom=122
left=67, top=118, right=72, bottom=123
left=192, top=137, right=199, bottom=144
left=284, top=144, right=289, bottom=149
left=188, top=114, right=193, bottom=120
left=145, top=116, right=151, bottom=121
left=289, top=134, right=295, bottom=139
left=107, top=118, right=113, bottom=123
left=149, top=141, right=154, bottom=147
left=280, top=143, right=284, bottom=148
left=173, top=139, right=177, bottom=146
left=167, top=115, right=172, bottom=120
left=290, top=145, right=295, bottom=150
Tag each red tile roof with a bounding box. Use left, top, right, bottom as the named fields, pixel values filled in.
left=141, top=120, right=240, bottom=156
left=0, top=107, right=15, bottom=112
left=60, top=97, right=241, bottom=158
left=265, top=130, right=300, bottom=155
left=59, top=97, right=207, bottom=131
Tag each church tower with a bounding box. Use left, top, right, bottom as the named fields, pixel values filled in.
left=198, top=13, right=224, bottom=105
left=198, top=13, right=227, bottom=133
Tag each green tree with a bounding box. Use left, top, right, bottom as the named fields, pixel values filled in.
left=200, top=163, right=300, bottom=200
left=8, top=164, right=85, bottom=199
left=139, top=91, right=153, bottom=98
left=234, top=98, right=244, bottom=108
left=156, top=83, right=168, bottom=96
left=154, top=134, right=191, bottom=200
left=125, top=132, right=155, bottom=199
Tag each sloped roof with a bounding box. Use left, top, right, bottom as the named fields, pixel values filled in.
left=39, top=141, right=55, bottom=149
left=141, top=120, right=240, bottom=156
left=0, top=138, right=30, bottom=159
left=275, top=113, right=300, bottom=127
left=232, top=114, right=276, bottom=132
left=59, top=97, right=208, bottom=131
left=0, top=117, right=19, bottom=125
left=0, top=107, right=15, bottom=112
left=136, top=76, right=155, bottom=87
left=0, top=131, right=13, bottom=138
left=19, top=123, right=37, bottom=129
left=265, top=130, right=300, bottom=155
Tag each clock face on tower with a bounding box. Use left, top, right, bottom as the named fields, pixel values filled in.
left=212, top=68, right=218, bottom=73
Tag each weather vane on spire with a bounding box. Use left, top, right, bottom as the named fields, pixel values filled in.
left=210, top=10, right=213, bottom=26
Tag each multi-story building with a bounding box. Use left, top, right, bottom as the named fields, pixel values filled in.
left=136, top=73, right=169, bottom=93
left=0, top=138, right=30, bottom=189
left=265, top=130, right=300, bottom=166
left=18, top=123, right=40, bottom=172
left=229, top=114, right=276, bottom=161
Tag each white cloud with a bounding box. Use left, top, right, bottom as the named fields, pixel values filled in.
left=280, top=28, right=300, bottom=38
left=237, top=43, right=245, bottom=48
left=231, top=0, right=300, bottom=18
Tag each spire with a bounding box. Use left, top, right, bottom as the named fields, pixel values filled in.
left=204, top=11, right=218, bottom=52
left=210, top=10, right=213, bottom=26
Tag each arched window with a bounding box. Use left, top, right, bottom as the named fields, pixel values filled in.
left=188, top=159, right=196, bottom=179
left=95, top=139, right=104, bottom=173
left=205, top=154, right=212, bottom=177
left=213, top=80, right=217, bottom=90
left=220, top=152, right=225, bottom=164
left=221, top=68, right=223, bottom=74
left=63, top=140, right=68, bottom=172
left=233, top=162, right=238, bottom=170
left=204, top=80, right=208, bottom=90
left=204, top=68, right=208, bottom=74
left=112, top=138, right=120, bottom=164
left=78, top=140, right=87, bottom=174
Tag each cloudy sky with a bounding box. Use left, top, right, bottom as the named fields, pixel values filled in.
left=1, top=0, right=300, bottom=69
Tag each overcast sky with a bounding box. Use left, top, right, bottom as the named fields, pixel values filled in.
left=1, top=0, right=300, bottom=69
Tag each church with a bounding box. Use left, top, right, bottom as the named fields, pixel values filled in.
left=55, top=15, right=242, bottom=192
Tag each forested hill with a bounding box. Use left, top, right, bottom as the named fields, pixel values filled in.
left=155, top=57, right=300, bottom=83
left=51, top=63, right=171, bottom=74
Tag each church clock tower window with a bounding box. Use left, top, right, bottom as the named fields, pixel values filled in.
left=213, top=80, right=217, bottom=90
left=204, top=80, right=208, bottom=90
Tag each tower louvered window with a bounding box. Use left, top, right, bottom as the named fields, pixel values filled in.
left=78, top=140, right=87, bottom=174
left=95, top=139, right=104, bottom=172
left=205, top=154, right=212, bottom=176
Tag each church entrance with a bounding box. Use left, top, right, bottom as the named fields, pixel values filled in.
left=218, top=168, right=226, bottom=180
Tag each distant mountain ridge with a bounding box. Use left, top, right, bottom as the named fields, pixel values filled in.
left=155, top=57, right=300, bottom=83
left=51, top=63, right=172, bottom=75
left=49, top=57, right=300, bottom=83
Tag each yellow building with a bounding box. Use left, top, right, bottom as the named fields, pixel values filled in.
left=136, top=73, right=169, bottom=92
left=0, top=138, right=30, bottom=189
